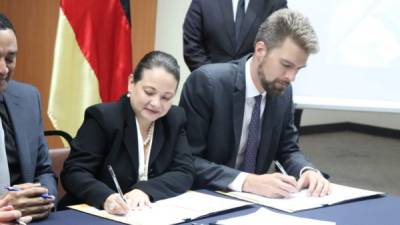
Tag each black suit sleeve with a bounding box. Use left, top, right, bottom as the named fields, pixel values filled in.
left=183, top=0, right=212, bottom=71
left=180, top=69, right=240, bottom=190
left=61, top=107, right=115, bottom=208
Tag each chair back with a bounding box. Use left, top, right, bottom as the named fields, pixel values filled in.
left=49, top=147, right=70, bottom=198
left=45, top=130, right=72, bottom=199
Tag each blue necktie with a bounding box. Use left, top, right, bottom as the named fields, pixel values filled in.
left=235, top=0, right=245, bottom=46
left=242, top=95, right=262, bottom=173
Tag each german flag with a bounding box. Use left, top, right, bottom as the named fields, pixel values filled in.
left=48, top=0, right=132, bottom=141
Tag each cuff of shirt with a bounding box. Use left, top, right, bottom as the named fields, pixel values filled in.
left=299, top=166, right=321, bottom=177
left=228, top=172, right=249, bottom=192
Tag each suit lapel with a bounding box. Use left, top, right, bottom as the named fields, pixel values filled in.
left=232, top=58, right=246, bottom=155
left=256, top=94, right=277, bottom=173
left=4, top=89, right=33, bottom=182
left=148, top=120, right=164, bottom=166
left=218, top=0, right=236, bottom=52
left=122, top=100, right=139, bottom=173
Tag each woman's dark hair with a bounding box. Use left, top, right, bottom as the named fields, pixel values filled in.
left=0, top=14, right=16, bottom=34
left=133, top=51, right=180, bottom=86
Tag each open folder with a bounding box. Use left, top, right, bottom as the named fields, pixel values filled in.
left=219, top=183, right=384, bottom=213
left=69, top=191, right=252, bottom=225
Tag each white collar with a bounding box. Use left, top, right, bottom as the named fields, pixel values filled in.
left=245, top=57, right=266, bottom=99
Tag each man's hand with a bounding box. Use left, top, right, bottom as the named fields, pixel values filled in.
left=3, top=183, right=54, bottom=221
left=242, top=173, right=298, bottom=198
left=297, top=170, right=331, bottom=197
left=0, top=198, right=32, bottom=224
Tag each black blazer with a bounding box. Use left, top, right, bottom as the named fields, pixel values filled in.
left=183, top=0, right=287, bottom=71
left=60, top=96, right=194, bottom=209
left=179, top=55, right=313, bottom=190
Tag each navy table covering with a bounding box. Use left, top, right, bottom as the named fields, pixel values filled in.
left=32, top=195, right=400, bottom=225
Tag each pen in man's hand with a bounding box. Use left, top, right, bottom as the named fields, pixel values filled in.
left=4, top=186, right=55, bottom=200
left=273, top=160, right=288, bottom=176
left=107, top=165, right=127, bottom=203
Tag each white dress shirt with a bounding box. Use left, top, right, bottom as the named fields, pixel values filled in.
left=229, top=57, right=266, bottom=191
left=0, top=116, right=10, bottom=195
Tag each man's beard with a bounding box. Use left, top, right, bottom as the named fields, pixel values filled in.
left=257, top=66, right=286, bottom=96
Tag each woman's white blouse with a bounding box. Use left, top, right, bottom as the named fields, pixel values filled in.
left=135, top=118, right=154, bottom=182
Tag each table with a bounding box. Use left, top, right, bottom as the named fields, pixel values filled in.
left=32, top=195, right=400, bottom=225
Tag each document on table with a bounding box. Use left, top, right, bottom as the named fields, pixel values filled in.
left=69, top=190, right=251, bottom=225
left=217, top=207, right=335, bottom=225
left=219, top=183, right=384, bottom=213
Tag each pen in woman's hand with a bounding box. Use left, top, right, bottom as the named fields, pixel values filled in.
left=107, top=165, right=127, bottom=203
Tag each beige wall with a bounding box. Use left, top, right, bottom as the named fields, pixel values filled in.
left=155, top=0, right=191, bottom=104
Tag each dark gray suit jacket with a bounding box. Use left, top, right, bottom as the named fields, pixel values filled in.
left=180, top=55, right=313, bottom=190
left=183, top=0, right=287, bottom=71
left=4, top=80, right=57, bottom=196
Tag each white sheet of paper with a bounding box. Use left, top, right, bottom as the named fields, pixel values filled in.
left=70, top=191, right=251, bottom=225
left=220, top=183, right=384, bottom=212
left=217, top=208, right=336, bottom=225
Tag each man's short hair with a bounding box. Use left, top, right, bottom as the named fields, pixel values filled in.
left=255, top=8, right=319, bottom=54
left=0, top=14, right=16, bottom=34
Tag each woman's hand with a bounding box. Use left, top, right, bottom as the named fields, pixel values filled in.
left=124, top=189, right=151, bottom=210
left=103, top=193, right=130, bottom=215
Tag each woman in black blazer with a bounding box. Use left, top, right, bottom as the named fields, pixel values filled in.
left=59, top=51, right=194, bottom=215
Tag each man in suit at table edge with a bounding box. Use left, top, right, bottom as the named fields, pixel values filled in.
left=0, top=14, right=56, bottom=222
left=180, top=9, right=331, bottom=198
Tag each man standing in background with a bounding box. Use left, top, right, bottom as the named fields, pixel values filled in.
left=183, top=0, right=287, bottom=71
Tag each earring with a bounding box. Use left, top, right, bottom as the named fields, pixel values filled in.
left=127, top=92, right=131, bottom=98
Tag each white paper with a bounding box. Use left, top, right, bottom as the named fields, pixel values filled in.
left=218, top=208, right=336, bottom=225
left=70, top=191, right=251, bottom=225
left=220, top=183, right=384, bottom=212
